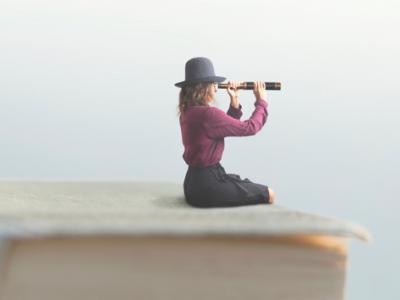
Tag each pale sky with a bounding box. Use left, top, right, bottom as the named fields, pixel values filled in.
left=1, top=0, right=399, bottom=298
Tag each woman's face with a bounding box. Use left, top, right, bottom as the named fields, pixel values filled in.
left=208, top=82, right=218, bottom=103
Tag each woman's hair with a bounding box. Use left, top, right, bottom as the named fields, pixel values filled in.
left=177, top=82, right=214, bottom=117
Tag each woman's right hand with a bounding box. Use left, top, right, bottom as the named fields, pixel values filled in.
left=226, top=81, right=242, bottom=99
left=253, top=81, right=266, bottom=101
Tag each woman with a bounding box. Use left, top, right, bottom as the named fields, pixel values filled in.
left=176, top=57, right=275, bottom=208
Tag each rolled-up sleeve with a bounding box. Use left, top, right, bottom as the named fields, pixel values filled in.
left=227, top=104, right=243, bottom=119
left=204, top=99, right=269, bottom=139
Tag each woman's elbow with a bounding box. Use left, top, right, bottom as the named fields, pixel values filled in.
left=242, top=128, right=261, bottom=137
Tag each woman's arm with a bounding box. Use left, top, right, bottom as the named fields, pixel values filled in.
left=227, top=103, right=243, bottom=119
left=206, top=81, right=268, bottom=138
left=204, top=99, right=268, bottom=139
left=226, top=82, right=242, bottom=119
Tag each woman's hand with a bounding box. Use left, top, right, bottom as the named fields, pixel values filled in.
left=253, top=81, right=266, bottom=101
left=227, top=81, right=242, bottom=109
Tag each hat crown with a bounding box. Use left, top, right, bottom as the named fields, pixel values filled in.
left=174, top=57, right=226, bottom=87
left=185, top=57, right=216, bottom=80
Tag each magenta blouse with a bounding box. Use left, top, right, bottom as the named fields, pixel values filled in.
left=179, top=98, right=269, bottom=167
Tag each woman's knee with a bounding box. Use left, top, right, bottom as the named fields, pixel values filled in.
left=267, top=188, right=275, bottom=204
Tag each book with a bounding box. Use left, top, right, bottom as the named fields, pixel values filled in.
left=0, top=181, right=372, bottom=300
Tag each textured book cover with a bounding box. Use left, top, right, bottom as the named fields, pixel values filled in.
left=0, top=181, right=372, bottom=300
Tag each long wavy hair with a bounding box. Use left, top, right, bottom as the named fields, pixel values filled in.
left=176, top=82, right=214, bottom=117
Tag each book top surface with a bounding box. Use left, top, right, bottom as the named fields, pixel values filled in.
left=0, top=181, right=372, bottom=242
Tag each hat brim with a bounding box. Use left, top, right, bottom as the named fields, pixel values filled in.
left=174, top=76, right=226, bottom=88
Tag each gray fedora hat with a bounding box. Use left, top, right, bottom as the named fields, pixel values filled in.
left=175, top=57, right=226, bottom=88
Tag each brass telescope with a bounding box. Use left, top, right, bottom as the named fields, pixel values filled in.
left=217, top=82, right=281, bottom=90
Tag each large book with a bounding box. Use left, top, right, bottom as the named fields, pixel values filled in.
left=0, top=181, right=372, bottom=300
